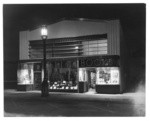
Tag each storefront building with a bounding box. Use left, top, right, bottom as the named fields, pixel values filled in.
left=17, top=18, right=126, bottom=93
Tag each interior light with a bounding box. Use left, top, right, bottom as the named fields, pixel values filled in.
left=75, top=46, right=79, bottom=49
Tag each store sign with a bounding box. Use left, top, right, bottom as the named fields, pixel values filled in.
left=79, top=55, right=119, bottom=67
left=96, top=67, right=119, bottom=85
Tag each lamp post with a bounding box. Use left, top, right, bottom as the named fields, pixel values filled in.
left=41, top=25, right=49, bottom=97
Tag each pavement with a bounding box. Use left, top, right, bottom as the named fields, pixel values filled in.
left=4, top=89, right=145, bottom=117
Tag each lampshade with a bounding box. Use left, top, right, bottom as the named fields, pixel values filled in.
left=41, top=25, right=48, bottom=39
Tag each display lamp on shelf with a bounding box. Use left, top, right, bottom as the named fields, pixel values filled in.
left=41, top=25, right=49, bottom=97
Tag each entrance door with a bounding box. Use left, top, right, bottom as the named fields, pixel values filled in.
left=87, top=68, right=96, bottom=92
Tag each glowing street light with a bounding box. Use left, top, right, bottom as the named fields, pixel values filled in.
left=41, top=25, right=49, bottom=97
left=41, top=25, right=48, bottom=39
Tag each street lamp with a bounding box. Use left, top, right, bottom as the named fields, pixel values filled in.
left=41, top=25, right=49, bottom=97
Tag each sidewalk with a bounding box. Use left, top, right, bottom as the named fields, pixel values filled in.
left=4, top=89, right=145, bottom=102
left=4, top=89, right=145, bottom=105
left=4, top=89, right=145, bottom=117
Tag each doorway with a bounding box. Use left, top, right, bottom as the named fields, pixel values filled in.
left=86, top=68, right=96, bottom=93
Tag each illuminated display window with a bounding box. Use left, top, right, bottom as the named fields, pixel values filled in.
left=79, top=68, right=88, bottom=82
left=49, top=60, right=78, bottom=90
left=96, top=67, right=120, bottom=85
left=78, top=67, right=120, bottom=85
left=17, top=63, right=34, bottom=85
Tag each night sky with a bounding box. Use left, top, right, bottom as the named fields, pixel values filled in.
left=3, top=4, right=146, bottom=90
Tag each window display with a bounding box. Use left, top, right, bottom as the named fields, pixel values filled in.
left=49, top=60, right=78, bottom=90
left=79, top=68, right=88, bottom=82
left=17, top=63, right=33, bottom=85
left=96, top=67, right=119, bottom=85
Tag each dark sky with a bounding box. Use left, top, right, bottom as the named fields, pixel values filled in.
left=3, top=4, right=146, bottom=61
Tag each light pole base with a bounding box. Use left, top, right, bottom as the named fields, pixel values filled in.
left=41, top=80, right=49, bottom=97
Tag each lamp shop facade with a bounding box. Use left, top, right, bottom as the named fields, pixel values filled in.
left=17, top=19, right=126, bottom=94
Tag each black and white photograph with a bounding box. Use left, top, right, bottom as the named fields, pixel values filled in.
left=2, top=2, right=147, bottom=118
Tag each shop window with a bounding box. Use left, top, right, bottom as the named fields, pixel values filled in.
left=82, top=39, right=108, bottom=56
left=49, top=60, right=78, bottom=90
left=79, top=68, right=88, bottom=82
left=17, top=63, right=34, bottom=85
left=96, top=67, right=120, bottom=85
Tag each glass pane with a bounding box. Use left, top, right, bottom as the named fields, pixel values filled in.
left=17, top=63, right=34, bottom=85
left=49, top=60, right=78, bottom=90
left=96, top=67, right=120, bottom=85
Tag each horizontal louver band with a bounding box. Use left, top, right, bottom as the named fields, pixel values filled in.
left=29, top=34, right=108, bottom=59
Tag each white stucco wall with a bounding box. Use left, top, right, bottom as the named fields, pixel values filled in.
left=28, top=20, right=107, bottom=40
left=19, top=30, right=30, bottom=60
